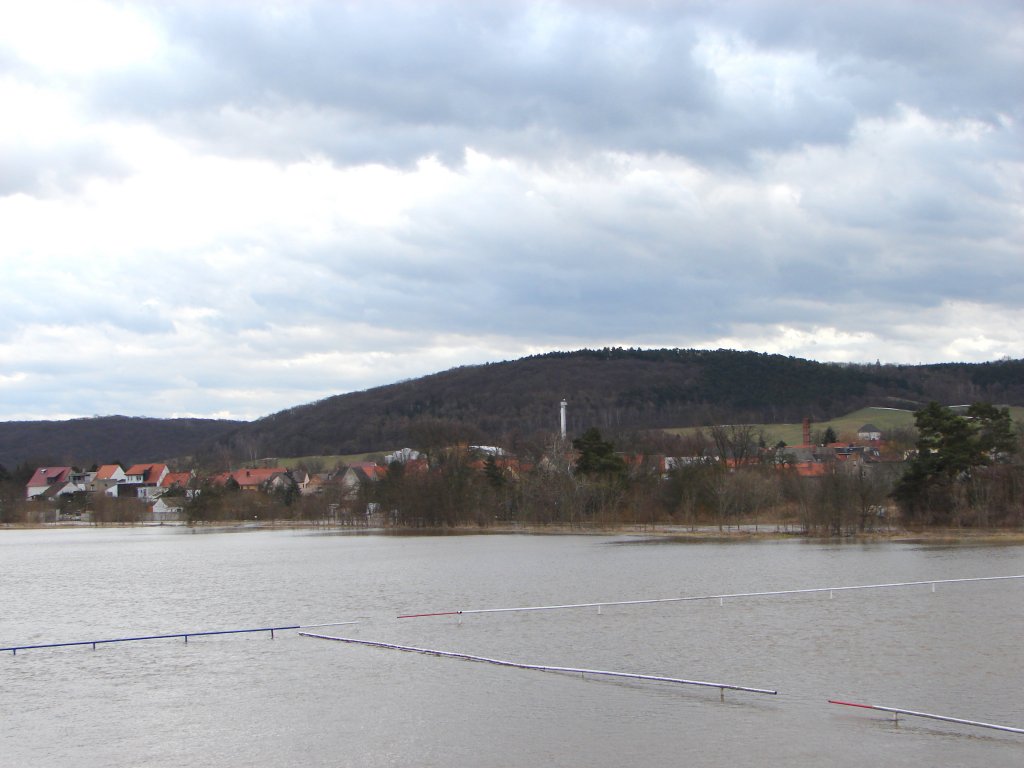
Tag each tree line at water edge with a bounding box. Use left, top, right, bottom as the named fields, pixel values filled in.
left=3, top=402, right=1022, bottom=533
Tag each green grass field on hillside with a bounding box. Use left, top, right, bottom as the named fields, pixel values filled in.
left=665, top=405, right=1024, bottom=446
left=761, top=407, right=917, bottom=445
left=664, top=406, right=915, bottom=444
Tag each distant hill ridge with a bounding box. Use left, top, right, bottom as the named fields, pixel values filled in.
left=0, top=416, right=242, bottom=470
left=3, top=349, right=1023, bottom=468
left=213, top=348, right=1024, bottom=460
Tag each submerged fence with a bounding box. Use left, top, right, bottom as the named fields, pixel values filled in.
left=2, top=621, right=358, bottom=655
left=6, top=581, right=1024, bottom=738
left=829, top=699, right=1024, bottom=734
left=301, top=632, right=778, bottom=698
left=397, top=574, right=1024, bottom=619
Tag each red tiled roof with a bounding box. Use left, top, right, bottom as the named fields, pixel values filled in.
left=207, top=471, right=232, bottom=486
left=346, top=462, right=389, bottom=481
left=160, top=471, right=193, bottom=488
left=215, top=468, right=290, bottom=488
left=95, top=464, right=123, bottom=480
left=124, top=463, right=168, bottom=483
left=357, top=465, right=387, bottom=481
left=26, top=466, right=72, bottom=488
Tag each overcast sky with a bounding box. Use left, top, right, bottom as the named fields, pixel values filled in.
left=1, top=1, right=1022, bottom=421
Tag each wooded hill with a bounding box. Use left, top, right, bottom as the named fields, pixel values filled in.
left=207, top=349, right=1024, bottom=462
left=3, top=349, right=1023, bottom=469
left=0, top=416, right=242, bottom=471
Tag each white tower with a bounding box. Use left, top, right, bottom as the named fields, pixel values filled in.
left=560, top=399, right=567, bottom=440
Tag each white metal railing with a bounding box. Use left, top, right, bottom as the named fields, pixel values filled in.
left=300, top=632, right=777, bottom=697
left=829, top=699, right=1024, bottom=734
left=397, top=575, right=1024, bottom=619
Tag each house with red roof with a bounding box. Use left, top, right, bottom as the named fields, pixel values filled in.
left=88, top=464, right=127, bottom=496
left=302, top=471, right=339, bottom=496
left=26, top=466, right=74, bottom=499
left=340, top=462, right=387, bottom=492
left=160, top=470, right=195, bottom=490
left=95, top=464, right=126, bottom=482
left=123, top=463, right=170, bottom=499
left=154, top=470, right=198, bottom=501
left=210, top=468, right=295, bottom=493
left=124, top=464, right=169, bottom=485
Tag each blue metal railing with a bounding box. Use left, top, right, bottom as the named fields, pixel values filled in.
left=3, top=625, right=301, bottom=654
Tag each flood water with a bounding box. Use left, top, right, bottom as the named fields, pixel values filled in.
left=2, top=528, right=1022, bottom=767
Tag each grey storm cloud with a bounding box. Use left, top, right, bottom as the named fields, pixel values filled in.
left=78, top=1, right=1022, bottom=169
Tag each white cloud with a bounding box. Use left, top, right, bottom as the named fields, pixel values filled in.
left=1, top=0, right=1022, bottom=420
left=0, top=1, right=163, bottom=75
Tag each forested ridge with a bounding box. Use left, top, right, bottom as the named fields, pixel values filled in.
left=3, top=349, right=1023, bottom=468
left=209, top=349, right=1024, bottom=461
left=0, top=416, right=242, bottom=469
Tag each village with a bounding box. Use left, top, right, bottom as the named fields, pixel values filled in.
left=23, top=458, right=391, bottom=525
left=19, top=420, right=896, bottom=527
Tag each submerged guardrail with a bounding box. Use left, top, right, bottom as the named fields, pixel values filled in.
left=397, top=574, right=1024, bottom=619
left=301, top=632, right=778, bottom=698
left=829, top=699, right=1024, bottom=735
left=2, top=621, right=359, bottom=655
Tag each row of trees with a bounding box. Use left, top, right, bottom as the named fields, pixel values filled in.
left=346, top=426, right=902, bottom=534
left=355, top=403, right=1023, bottom=533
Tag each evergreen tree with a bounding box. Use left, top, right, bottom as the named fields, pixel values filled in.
left=893, top=401, right=1017, bottom=523
left=967, top=402, right=1016, bottom=459
left=573, top=428, right=626, bottom=477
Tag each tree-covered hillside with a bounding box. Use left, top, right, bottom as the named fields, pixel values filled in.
left=207, top=349, right=1024, bottom=461
left=0, top=416, right=241, bottom=470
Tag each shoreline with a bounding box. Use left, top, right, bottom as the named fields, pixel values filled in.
left=4, top=520, right=1024, bottom=544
